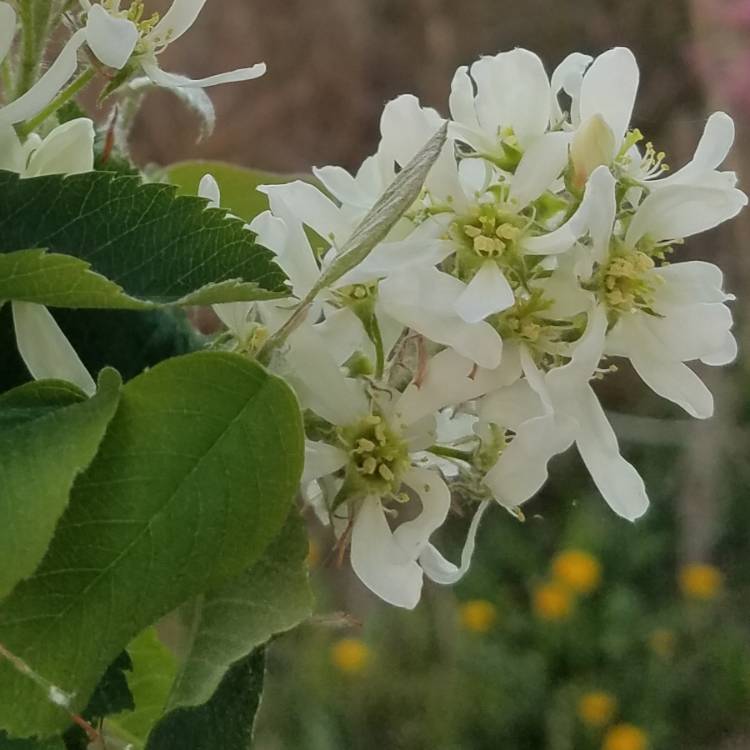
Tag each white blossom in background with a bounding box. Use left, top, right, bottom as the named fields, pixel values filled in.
left=197, top=45, right=747, bottom=608
left=79, top=0, right=266, bottom=88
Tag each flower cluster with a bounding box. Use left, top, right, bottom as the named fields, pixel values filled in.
left=209, top=47, right=745, bottom=608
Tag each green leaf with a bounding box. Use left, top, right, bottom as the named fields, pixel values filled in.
left=0, top=170, right=287, bottom=308
left=107, top=629, right=178, bottom=748
left=0, top=351, right=303, bottom=738
left=0, top=250, right=144, bottom=309
left=166, top=511, right=313, bottom=712
left=143, top=649, right=266, bottom=750
left=0, top=734, right=64, bottom=750
left=168, top=161, right=302, bottom=222
left=0, top=369, right=121, bottom=602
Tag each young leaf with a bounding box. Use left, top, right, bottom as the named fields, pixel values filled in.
left=0, top=370, right=121, bottom=602
left=0, top=352, right=303, bottom=739
left=165, top=511, right=313, bottom=712
left=107, top=629, right=178, bottom=748
left=0, top=170, right=287, bottom=308
left=143, top=649, right=266, bottom=750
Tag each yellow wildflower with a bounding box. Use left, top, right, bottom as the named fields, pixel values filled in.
left=533, top=581, right=573, bottom=621
left=459, top=599, right=498, bottom=633
left=602, top=723, right=648, bottom=750
left=330, top=638, right=370, bottom=675
left=552, top=549, right=602, bottom=594
left=679, top=563, right=723, bottom=601
left=578, top=691, right=618, bottom=728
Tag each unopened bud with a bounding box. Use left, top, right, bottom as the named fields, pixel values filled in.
left=570, top=114, right=615, bottom=190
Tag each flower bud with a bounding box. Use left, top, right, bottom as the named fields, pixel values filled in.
left=570, top=114, right=616, bottom=190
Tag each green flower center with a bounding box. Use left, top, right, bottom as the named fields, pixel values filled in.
left=338, top=415, right=409, bottom=494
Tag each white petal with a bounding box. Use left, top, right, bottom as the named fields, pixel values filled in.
left=141, top=59, right=266, bottom=90
left=448, top=65, right=479, bottom=132
left=579, top=47, right=639, bottom=149
left=379, top=267, right=504, bottom=369
left=302, top=440, right=348, bottom=484
left=574, top=385, right=649, bottom=520
left=25, top=119, right=94, bottom=176
left=249, top=210, right=319, bottom=297
left=350, top=496, right=424, bottom=609
left=625, top=184, right=748, bottom=247
left=472, top=49, right=551, bottom=147
left=523, top=165, right=615, bottom=255
left=509, top=131, right=571, bottom=208
left=630, top=352, right=713, bottom=419
left=484, top=412, right=575, bottom=507
left=198, top=173, right=221, bottom=207
left=85, top=5, right=138, bottom=69
left=0, top=2, right=16, bottom=66
left=0, top=29, right=87, bottom=124
left=393, top=467, right=451, bottom=559
left=479, top=378, right=545, bottom=431
left=12, top=302, right=95, bottom=395
left=212, top=301, right=254, bottom=338
left=418, top=501, right=489, bottom=584
left=313, top=165, right=371, bottom=210
left=285, top=327, right=369, bottom=426
left=701, top=331, right=737, bottom=366
left=379, top=94, right=443, bottom=167
left=643, top=301, right=734, bottom=362
left=336, top=238, right=453, bottom=286
left=259, top=180, right=347, bottom=245
left=547, top=305, right=607, bottom=395
left=658, top=112, right=735, bottom=186
left=394, top=346, right=521, bottom=427
left=550, top=52, right=593, bottom=124
left=0, top=121, right=25, bottom=172
left=454, top=261, right=515, bottom=323
left=652, top=261, right=730, bottom=304
left=145, top=0, right=207, bottom=46
left=314, top=306, right=370, bottom=365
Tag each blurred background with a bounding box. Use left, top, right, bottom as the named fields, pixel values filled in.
left=135, top=1, right=750, bottom=748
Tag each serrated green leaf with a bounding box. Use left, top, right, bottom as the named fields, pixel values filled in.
left=107, top=629, right=178, bottom=748
left=0, top=170, right=287, bottom=307
left=167, top=511, right=313, bottom=711
left=0, top=351, right=303, bottom=738
left=0, top=250, right=145, bottom=309
left=144, top=649, right=265, bottom=750
left=0, top=369, right=121, bottom=602
left=168, top=161, right=301, bottom=222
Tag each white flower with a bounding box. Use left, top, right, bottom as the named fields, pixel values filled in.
left=578, top=47, right=738, bottom=190
left=1, top=119, right=97, bottom=394
left=295, top=328, right=518, bottom=608
left=80, top=0, right=266, bottom=88
left=483, top=308, right=649, bottom=520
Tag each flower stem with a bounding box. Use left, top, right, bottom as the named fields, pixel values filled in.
left=17, top=67, right=96, bottom=137
left=15, top=0, right=56, bottom=98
